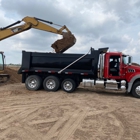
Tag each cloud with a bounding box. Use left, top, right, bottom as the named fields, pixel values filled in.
left=0, top=0, right=140, bottom=64
left=100, top=35, right=122, bottom=44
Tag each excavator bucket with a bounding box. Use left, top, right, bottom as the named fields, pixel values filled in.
left=51, top=32, right=76, bottom=53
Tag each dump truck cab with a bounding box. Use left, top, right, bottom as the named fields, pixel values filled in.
left=103, top=52, right=132, bottom=80
left=102, top=51, right=140, bottom=98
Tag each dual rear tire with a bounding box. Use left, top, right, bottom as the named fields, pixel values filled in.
left=43, top=76, right=60, bottom=91
left=25, top=75, right=42, bottom=91
left=61, top=79, right=76, bottom=93
left=43, top=76, right=76, bottom=93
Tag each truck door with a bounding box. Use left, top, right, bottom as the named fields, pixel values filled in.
left=109, top=55, right=121, bottom=78
left=104, top=53, right=127, bottom=80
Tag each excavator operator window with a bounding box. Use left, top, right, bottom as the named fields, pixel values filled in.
left=0, top=53, right=4, bottom=70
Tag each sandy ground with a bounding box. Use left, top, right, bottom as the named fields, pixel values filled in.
left=0, top=67, right=140, bottom=140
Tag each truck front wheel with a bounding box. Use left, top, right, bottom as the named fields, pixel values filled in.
left=25, top=75, right=42, bottom=91
left=43, top=76, right=60, bottom=91
left=61, top=79, right=76, bottom=93
left=131, top=81, right=140, bottom=98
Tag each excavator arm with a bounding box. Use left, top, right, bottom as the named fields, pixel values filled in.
left=0, top=16, right=76, bottom=53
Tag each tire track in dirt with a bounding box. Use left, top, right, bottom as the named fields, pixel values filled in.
left=0, top=94, right=62, bottom=139
left=0, top=110, right=23, bottom=129
left=58, top=108, right=88, bottom=140
left=86, top=107, right=117, bottom=116
left=107, top=113, right=125, bottom=140
left=0, top=107, right=39, bottom=129
left=0, top=94, right=61, bottom=119
left=0, top=107, right=47, bottom=139
left=0, top=93, right=61, bottom=111
left=0, top=91, right=59, bottom=105
left=0, top=125, right=43, bottom=140
left=111, top=112, right=139, bottom=140
left=6, top=99, right=74, bottom=111
left=28, top=118, right=59, bottom=125
left=82, top=107, right=131, bottom=140
left=72, top=107, right=125, bottom=140
left=44, top=107, right=88, bottom=140
left=22, top=95, right=62, bottom=122
left=44, top=109, right=82, bottom=140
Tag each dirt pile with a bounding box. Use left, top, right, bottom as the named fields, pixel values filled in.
left=2, top=66, right=21, bottom=85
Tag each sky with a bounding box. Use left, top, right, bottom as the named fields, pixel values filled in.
left=0, top=0, right=140, bottom=64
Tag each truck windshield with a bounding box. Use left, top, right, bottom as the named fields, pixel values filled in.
left=0, top=53, right=4, bottom=70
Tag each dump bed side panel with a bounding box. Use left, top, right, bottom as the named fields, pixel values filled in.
left=31, top=53, right=93, bottom=70
left=18, top=48, right=107, bottom=79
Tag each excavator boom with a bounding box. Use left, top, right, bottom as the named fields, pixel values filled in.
left=0, top=16, right=76, bottom=53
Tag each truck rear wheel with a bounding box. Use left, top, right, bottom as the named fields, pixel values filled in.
left=25, top=75, right=42, bottom=91
left=61, top=78, right=76, bottom=93
left=43, top=76, right=60, bottom=91
left=131, top=81, right=140, bottom=98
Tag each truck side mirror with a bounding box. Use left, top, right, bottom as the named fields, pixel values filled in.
left=128, top=56, right=132, bottom=65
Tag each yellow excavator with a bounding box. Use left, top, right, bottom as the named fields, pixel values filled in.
left=0, top=16, right=76, bottom=83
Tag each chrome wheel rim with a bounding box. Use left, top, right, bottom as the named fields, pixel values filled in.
left=63, top=81, right=72, bottom=91
left=46, top=79, right=55, bottom=89
left=28, top=78, right=37, bottom=88
left=135, top=86, right=140, bottom=96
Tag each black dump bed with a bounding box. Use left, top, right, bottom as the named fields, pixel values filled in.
left=18, top=47, right=108, bottom=78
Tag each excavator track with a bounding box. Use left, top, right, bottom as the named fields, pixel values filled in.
left=51, top=32, right=76, bottom=53
left=0, top=74, right=10, bottom=83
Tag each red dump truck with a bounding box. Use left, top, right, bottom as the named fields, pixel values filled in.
left=18, top=47, right=140, bottom=98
